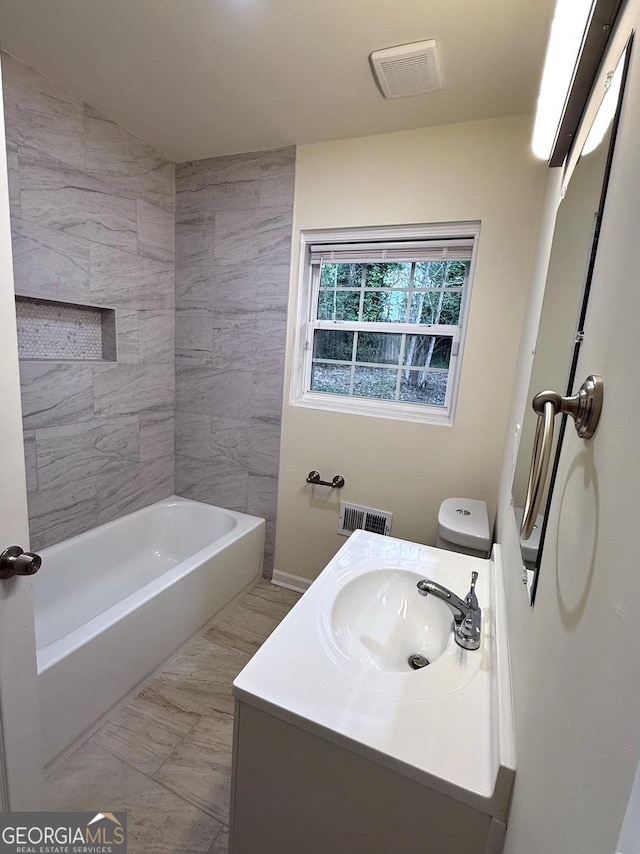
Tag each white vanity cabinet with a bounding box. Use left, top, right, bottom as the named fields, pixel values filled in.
left=230, top=532, right=515, bottom=854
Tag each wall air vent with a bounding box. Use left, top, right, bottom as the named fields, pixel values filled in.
left=338, top=502, right=392, bottom=537
left=370, top=40, right=442, bottom=99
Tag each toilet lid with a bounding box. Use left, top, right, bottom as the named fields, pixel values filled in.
left=438, top=498, right=490, bottom=551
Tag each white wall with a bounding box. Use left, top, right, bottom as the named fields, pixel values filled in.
left=497, top=3, right=640, bottom=851
left=275, top=117, right=547, bottom=581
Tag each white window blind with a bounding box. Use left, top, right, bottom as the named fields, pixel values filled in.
left=309, top=238, right=474, bottom=265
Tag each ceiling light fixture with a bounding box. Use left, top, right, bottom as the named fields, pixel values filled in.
left=531, top=0, right=595, bottom=161
left=581, top=54, right=624, bottom=155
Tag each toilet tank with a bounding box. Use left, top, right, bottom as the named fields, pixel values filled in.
left=437, top=498, right=490, bottom=558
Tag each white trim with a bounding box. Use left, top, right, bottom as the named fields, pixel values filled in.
left=302, top=221, right=481, bottom=244
left=271, top=570, right=313, bottom=593
left=295, top=390, right=454, bottom=425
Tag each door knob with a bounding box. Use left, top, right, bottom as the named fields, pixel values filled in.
left=0, top=546, right=42, bottom=580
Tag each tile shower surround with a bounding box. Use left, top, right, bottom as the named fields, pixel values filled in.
left=3, top=53, right=294, bottom=571
left=3, top=52, right=175, bottom=550
left=175, top=149, right=295, bottom=577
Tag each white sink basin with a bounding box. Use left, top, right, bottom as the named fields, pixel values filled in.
left=329, top=568, right=452, bottom=672
left=233, top=531, right=516, bottom=822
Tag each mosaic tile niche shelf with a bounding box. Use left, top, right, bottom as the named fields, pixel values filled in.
left=15, top=296, right=116, bottom=361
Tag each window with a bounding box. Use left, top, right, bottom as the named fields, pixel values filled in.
left=292, top=223, right=480, bottom=424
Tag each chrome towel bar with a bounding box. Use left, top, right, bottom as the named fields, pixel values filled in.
left=521, top=375, right=603, bottom=540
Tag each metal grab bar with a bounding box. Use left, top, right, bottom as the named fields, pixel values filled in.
left=521, top=399, right=557, bottom=540
left=520, top=375, right=604, bottom=541
left=306, top=471, right=345, bottom=488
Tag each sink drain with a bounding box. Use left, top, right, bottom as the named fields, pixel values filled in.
left=408, top=653, right=430, bottom=670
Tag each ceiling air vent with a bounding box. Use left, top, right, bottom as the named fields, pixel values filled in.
left=338, top=502, right=392, bottom=538
left=370, top=40, right=442, bottom=99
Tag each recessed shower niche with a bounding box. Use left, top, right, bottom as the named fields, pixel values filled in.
left=15, top=296, right=117, bottom=362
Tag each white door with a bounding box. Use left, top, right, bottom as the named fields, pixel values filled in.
left=0, top=54, right=44, bottom=808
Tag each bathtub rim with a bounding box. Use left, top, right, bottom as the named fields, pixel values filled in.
left=36, top=495, right=265, bottom=674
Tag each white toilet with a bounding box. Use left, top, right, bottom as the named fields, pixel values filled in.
left=437, top=497, right=491, bottom=559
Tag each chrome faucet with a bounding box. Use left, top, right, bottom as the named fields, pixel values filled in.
left=416, top=571, right=481, bottom=651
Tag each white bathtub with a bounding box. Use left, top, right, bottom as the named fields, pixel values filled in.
left=33, top=495, right=265, bottom=768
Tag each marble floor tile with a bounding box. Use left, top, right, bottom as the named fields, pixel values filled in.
left=45, top=582, right=302, bottom=852
left=248, top=579, right=302, bottom=613
left=215, top=598, right=281, bottom=642
left=202, top=620, right=264, bottom=657
left=207, top=825, right=229, bottom=854
left=91, top=687, right=200, bottom=776
left=144, top=636, right=249, bottom=716
left=45, top=741, right=222, bottom=854
left=242, top=583, right=301, bottom=625
left=206, top=582, right=301, bottom=651
left=154, top=710, right=233, bottom=822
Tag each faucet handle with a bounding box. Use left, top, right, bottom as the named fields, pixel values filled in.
left=465, top=571, right=479, bottom=609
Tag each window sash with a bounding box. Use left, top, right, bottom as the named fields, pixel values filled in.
left=305, top=330, right=459, bottom=409
left=304, top=257, right=466, bottom=411
left=313, top=321, right=461, bottom=337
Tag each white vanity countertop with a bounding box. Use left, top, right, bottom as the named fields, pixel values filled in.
left=233, top=531, right=515, bottom=820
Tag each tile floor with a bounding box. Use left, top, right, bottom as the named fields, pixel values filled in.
left=44, top=580, right=302, bottom=854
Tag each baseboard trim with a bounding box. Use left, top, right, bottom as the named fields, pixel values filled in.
left=271, top=569, right=313, bottom=593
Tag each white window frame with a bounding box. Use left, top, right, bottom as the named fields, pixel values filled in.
left=291, top=222, right=481, bottom=425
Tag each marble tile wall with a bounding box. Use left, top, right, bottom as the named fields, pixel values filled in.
left=175, top=148, right=295, bottom=577
left=2, top=52, right=175, bottom=549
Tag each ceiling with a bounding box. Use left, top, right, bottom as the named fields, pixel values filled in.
left=0, top=0, right=556, bottom=162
